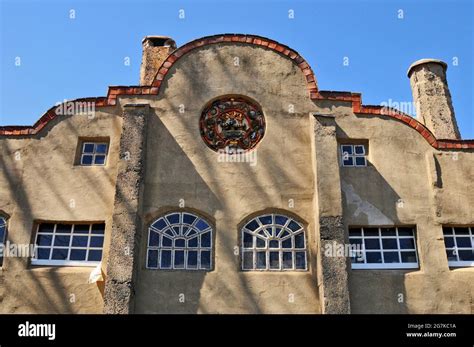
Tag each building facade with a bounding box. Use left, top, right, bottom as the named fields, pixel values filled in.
left=0, top=34, right=473, bottom=314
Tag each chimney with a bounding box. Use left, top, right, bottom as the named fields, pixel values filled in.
left=407, top=59, right=461, bottom=139
left=140, top=36, right=176, bottom=86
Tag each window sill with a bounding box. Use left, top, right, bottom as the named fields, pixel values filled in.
left=27, top=265, right=99, bottom=274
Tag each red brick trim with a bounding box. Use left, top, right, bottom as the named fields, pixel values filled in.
left=150, top=34, right=318, bottom=97
left=1, top=34, right=473, bottom=150
left=312, top=91, right=474, bottom=149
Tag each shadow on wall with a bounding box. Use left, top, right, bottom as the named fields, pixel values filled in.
left=134, top=84, right=318, bottom=313
left=0, top=113, right=116, bottom=313
left=337, top=126, right=410, bottom=313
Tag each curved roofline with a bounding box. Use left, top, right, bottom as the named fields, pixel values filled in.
left=149, top=34, right=318, bottom=95
left=0, top=34, right=472, bottom=150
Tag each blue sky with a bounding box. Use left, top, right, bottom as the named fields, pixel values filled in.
left=1, top=0, right=473, bottom=138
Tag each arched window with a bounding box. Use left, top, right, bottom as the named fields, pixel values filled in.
left=0, top=217, right=7, bottom=267
left=241, top=213, right=307, bottom=271
left=147, top=212, right=213, bottom=270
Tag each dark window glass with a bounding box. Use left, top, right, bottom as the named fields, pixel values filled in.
left=201, top=232, right=211, bottom=248
left=245, top=220, right=259, bottom=231
left=56, top=224, right=72, bottom=233
left=458, top=250, right=474, bottom=261
left=37, top=234, right=53, bottom=246
left=152, top=219, right=167, bottom=230
left=366, top=252, right=382, bottom=263
left=243, top=232, right=253, bottom=248
left=381, top=227, right=396, bottom=236
left=70, top=249, right=87, bottom=261
left=383, top=252, right=400, bottom=263
left=72, top=236, right=88, bottom=247
left=187, top=251, right=198, bottom=267
left=91, top=224, right=105, bottom=234
left=242, top=251, right=253, bottom=269
left=399, top=238, right=416, bottom=249
left=162, top=236, right=172, bottom=247
left=382, top=239, right=398, bottom=249
left=456, top=237, right=471, bottom=248
left=52, top=248, right=68, bottom=260
left=195, top=219, right=209, bottom=231
left=83, top=143, right=95, bottom=153
left=54, top=235, right=70, bottom=247
left=401, top=251, right=417, bottom=263
left=38, top=224, right=55, bottom=233
left=81, top=155, right=93, bottom=165
left=343, top=157, right=354, bottom=166
left=174, top=250, right=185, bottom=268
left=282, top=252, right=293, bottom=269
left=274, top=215, right=288, bottom=226
left=174, top=238, right=185, bottom=248
left=295, top=252, right=306, bottom=269
left=256, top=252, right=266, bottom=269
left=256, top=237, right=266, bottom=248
left=443, top=236, right=454, bottom=248
left=188, top=237, right=198, bottom=248
left=183, top=214, right=197, bottom=225
left=87, top=250, right=102, bottom=261
left=453, top=227, right=469, bottom=235
left=95, top=144, right=108, bottom=154
left=294, top=233, right=305, bottom=248
left=365, top=239, right=380, bottom=249
left=201, top=251, right=211, bottom=269
left=398, top=227, right=414, bottom=236
left=269, top=240, right=278, bottom=248
left=94, top=155, right=106, bottom=165
left=288, top=221, right=301, bottom=232
left=166, top=214, right=180, bottom=225
left=342, top=145, right=353, bottom=155
left=161, top=250, right=171, bottom=268
left=349, top=228, right=362, bottom=236
left=89, top=236, right=104, bottom=248
left=148, top=232, right=159, bottom=247
left=282, top=238, right=292, bottom=248
left=147, top=250, right=158, bottom=268
left=74, top=225, right=90, bottom=234
left=37, top=248, right=51, bottom=259
left=355, top=157, right=366, bottom=166
left=269, top=252, right=279, bottom=269
left=364, top=228, right=379, bottom=237
left=259, top=215, right=272, bottom=225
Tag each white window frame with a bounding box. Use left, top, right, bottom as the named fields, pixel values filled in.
left=443, top=226, right=474, bottom=268
left=340, top=144, right=367, bottom=167
left=80, top=142, right=108, bottom=166
left=146, top=212, right=213, bottom=271
left=31, top=223, right=104, bottom=267
left=349, top=226, right=419, bottom=270
left=241, top=213, right=308, bottom=271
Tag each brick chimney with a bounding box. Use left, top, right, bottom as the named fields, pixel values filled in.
left=407, top=59, right=461, bottom=139
left=140, top=36, right=176, bottom=86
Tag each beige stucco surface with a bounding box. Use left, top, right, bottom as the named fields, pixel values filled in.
left=0, top=41, right=472, bottom=314
left=0, top=111, right=121, bottom=313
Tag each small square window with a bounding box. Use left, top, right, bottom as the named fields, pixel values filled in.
left=340, top=143, right=367, bottom=167
left=78, top=141, right=109, bottom=166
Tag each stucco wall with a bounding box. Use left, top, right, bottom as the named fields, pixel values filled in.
left=0, top=40, right=472, bottom=314
left=0, top=109, right=121, bottom=313
left=131, top=44, right=321, bottom=313
left=326, top=105, right=474, bottom=314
